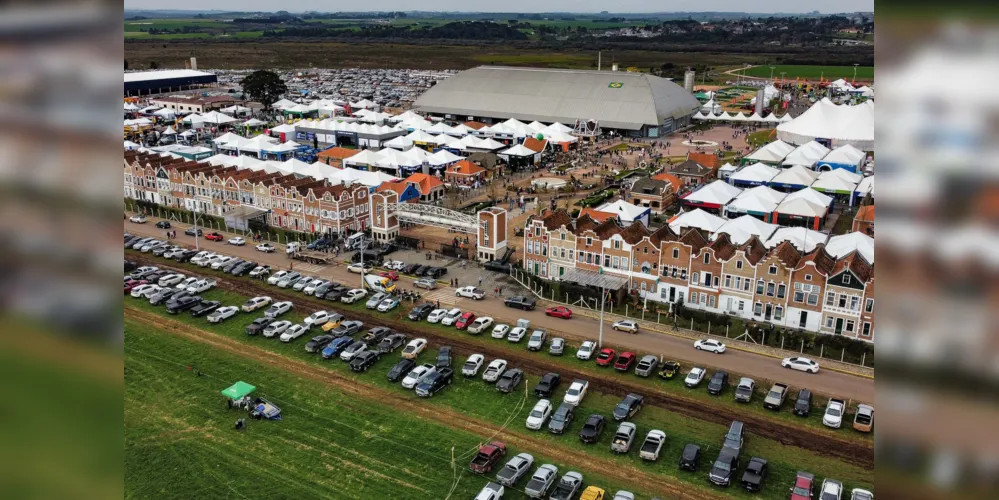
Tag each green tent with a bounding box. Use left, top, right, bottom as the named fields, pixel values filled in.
left=221, top=381, right=256, bottom=400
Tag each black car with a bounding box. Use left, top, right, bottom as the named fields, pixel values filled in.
left=548, top=403, right=575, bottom=434
left=151, top=245, right=172, bottom=257
left=190, top=300, right=221, bottom=317
left=361, top=326, right=392, bottom=344
left=311, top=282, right=334, bottom=297
left=740, top=457, right=768, bottom=491
left=679, top=443, right=701, bottom=471
left=415, top=367, right=454, bottom=397
left=184, top=227, right=203, bottom=236
left=387, top=359, right=417, bottom=382
left=534, top=372, right=561, bottom=398
left=612, top=393, right=645, bottom=421
left=408, top=303, right=435, bottom=321
left=305, top=335, right=335, bottom=353
left=125, top=260, right=137, bottom=272
left=321, top=286, right=349, bottom=301
left=330, top=321, right=363, bottom=337
left=166, top=295, right=202, bottom=314
left=793, top=389, right=813, bottom=417
left=378, top=333, right=407, bottom=353
left=708, top=448, right=739, bottom=486
left=231, top=261, right=257, bottom=276
left=145, top=270, right=169, bottom=283
left=402, top=263, right=420, bottom=275
left=222, top=259, right=245, bottom=274
left=155, top=221, right=171, bottom=228
left=578, top=414, right=606, bottom=443
left=413, top=265, right=429, bottom=276
left=436, top=346, right=453, bottom=369
left=425, top=267, right=447, bottom=278
left=175, top=249, right=199, bottom=262
left=504, top=296, right=537, bottom=311
left=149, top=287, right=182, bottom=305
left=245, top=317, right=275, bottom=336
left=496, top=368, right=524, bottom=393
left=349, top=350, right=381, bottom=372
left=707, top=371, right=729, bottom=396
left=484, top=260, right=512, bottom=273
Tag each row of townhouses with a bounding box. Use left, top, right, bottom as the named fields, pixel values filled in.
left=523, top=210, right=875, bottom=342
left=124, top=150, right=370, bottom=234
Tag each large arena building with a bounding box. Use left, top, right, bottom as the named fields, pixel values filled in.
left=414, top=66, right=700, bottom=138
left=124, top=70, right=218, bottom=97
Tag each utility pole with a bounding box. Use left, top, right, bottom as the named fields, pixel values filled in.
left=597, top=284, right=606, bottom=348
left=193, top=203, right=201, bottom=251
left=358, top=238, right=369, bottom=290
left=769, top=65, right=776, bottom=80
left=852, top=63, right=859, bottom=83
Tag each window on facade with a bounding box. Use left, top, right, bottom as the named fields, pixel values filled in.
left=774, top=307, right=783, bottom=321
left=794, top=291, right=805, bottom=303
left=843, top=274, right=851, bottom=285
left=865, top=298, right=874, bottom=314
left=643, top=247, right=648, bottom=254
left=560, top=232, right=566, bottom=240
left=560, top=248, right=566, bottom=259
left=862, top=323, right=871, bottom=337
left=766, top=283, right=776, bottom=296
left=690, top=292, right=698, bottom=304
left=805, top=274, right=813, bottom=281
left=541, top=244, right=547, bottom=256
left=839, top=296, right=848, bottom=308
left=756, top=280, right=765, bottom=294
left=738, top=301, right=745, bottom=311
left=825, top=316, right=835, bottom=328
left=569, top=250, right=574, bottom=261
left=846, top=320, right=855, bottom=332
left=691, top=272, right=699, bottom=284
left=680, top=269, right=687, bottom=280
left=641, top=262, right=651, bottom=274
left=535, top=227, right=541, bottom=237
left=703, top=254, right=710, bottom=264
left=614, top=240, right=622, bottom=250
left=708, top=296, right=715, bottom=308
left=807, top=293, right=819, bottom=306
left=622, top=258, right=629, bottom=270
left=769, top=265, right=777, bottom=275
left=673, top=249, right=679, bottom=259
left=724, top=275, right=732, bottom=288
left=849, top=296, right=859, bottom=311
left=713, top=276, right=719, bottom=287
left=736, top=261, right=743, bottom=270
left=826, top=292, right=836, bottom=307
left=753, top=303, right=763, bottom=316
left=604, top=255, right=611, bottom=267
left=612, top=256, right=620, bottom=269
left=586, top=237, right=592, bottom=246
left=586, top=253, right=592, bottom=264
left=777, top=284, right=786, bottom=299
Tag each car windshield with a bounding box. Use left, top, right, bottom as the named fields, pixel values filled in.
left=529, top=409, right=543, bottom=418
left=828, top=408, right=841, bottom=416
left=713, top=460, right=731, bottom=472
left=567, top=387, right=579, bottom=396
left=793, top=486, right=811, bottom=496
left=615, top=403, right=628, bottom=411
left=768, top=390, right=781, bottom=398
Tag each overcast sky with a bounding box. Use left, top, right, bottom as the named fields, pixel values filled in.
left=124, top=0, right=874, bottom=14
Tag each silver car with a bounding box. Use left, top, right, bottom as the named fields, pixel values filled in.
left=549, top=337, right=565, bottom=356
left=414, top=278, right=437, bottom=290
left=524, top=464, right=558, bottom=498
left=276, top=272, right=303, bottom=288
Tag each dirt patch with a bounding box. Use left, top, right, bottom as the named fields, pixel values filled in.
left=130, top=256, right=874, bottom=469
left=125, top=306, right=724, bottom=500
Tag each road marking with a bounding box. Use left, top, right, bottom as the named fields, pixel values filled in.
left=295, top=263, right=327, bottom=274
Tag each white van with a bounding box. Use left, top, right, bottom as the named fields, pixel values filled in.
left=286, top=242, right=302, bottom=254
left=345, top=232, right=366, bottom=251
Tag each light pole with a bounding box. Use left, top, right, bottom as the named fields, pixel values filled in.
left=597, top=284, right=606, bottom=348
left=192, top=203, right=201, bottom=251
left=358, top=238, right=370, bottom=290
left=769, top=65, right=776, bottom=81
left=852, top=63, right=859, bottom=83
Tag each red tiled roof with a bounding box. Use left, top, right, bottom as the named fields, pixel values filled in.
left=404, top=173, right=444, bottom=195
left=539, top=209, right=572, bottom=231
left=317, top=147, right=359, bottom=161
left=833, top=251, right=873, bottom=283
left=523, top=137, right=548, bottom=153
left=708, top=233, right=737, bottom=260
left=772, top=240, right=802, bottom=269
left=376, top=181, right=410, bottom=197
left=798, top=244, right=837, bottom=276
left=651, top=173, right=683, bottom=193
left=463, top=121, right=488, bottom=130
left=446, top=160, right=486, bottom=176
left=687, top=152, right=721, bottom=170
left=579, top=208, right=616, bottom=223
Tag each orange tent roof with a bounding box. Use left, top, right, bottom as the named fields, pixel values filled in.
left=651, top=172, right=683, bottom=192
left=404, top=173, right=444, bottom=195
left=376, top=181, right=410, bottom=196
left=317, top=147, right=359, bottom=161
left=579, top=208, right=616, bottom=223
left=855, top=205, right=875, bottom=222
left=686, top=152, right=721, bottom=170
left=463, top=121, right=488, bottom=130
left=446, top=160, right=486, bottom=176
left=523, top=137, right=548, bottom=153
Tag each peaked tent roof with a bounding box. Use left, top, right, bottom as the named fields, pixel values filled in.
left=855, top=176, right=874, bottom=196
left=781, top=141, right=831, bottom=168
left=683, top=179, right=743, bottom=206
left=596, top=199, right=650, bottom=222
left=221, top=381, right=256, bottom=400
left=428, top=149, right=463, bottom=166
left=764, top=226, right=829, bottom=253
left=810, top=171, right=859, bottom=193
left=770, top=165, right=819, bottom=187
left=499, top=144, right=537, bottom=157
left=726, top=185, right=787, bottom=213
left=729, top=162, right=780, bottom=184
left=775, top=188, right=833, bottom=217
left=745, top=140, right=796, bottom=163
left=821, top=144, right=867, bottom=166
left=776, top=98, right=874, bottom=150
left=668, top=208, right=726, bottom=234
left=712, top=215, right=779, bottom=245
left=825, top=232, right=874, bottom=263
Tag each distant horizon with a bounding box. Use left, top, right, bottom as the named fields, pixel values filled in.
left=123, top=4, right=874, bottom=15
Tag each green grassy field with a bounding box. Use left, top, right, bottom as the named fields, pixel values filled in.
left=739, top=65, right=874, bottom=81
left=124, top=276, right=873, bottom=498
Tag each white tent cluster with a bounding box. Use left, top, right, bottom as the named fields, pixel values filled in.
left=745, top=139, right=871, bottom=175
left=681, top=179, right=838, bottom=219
left=777, top=98, right=874, bottom=150
left=692, top=110, right=792, bottom=124
left=214, top=133, right=304, bottom=155
left=669, top=207, right=839, bottom=254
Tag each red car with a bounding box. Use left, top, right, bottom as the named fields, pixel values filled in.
left=124, top=279, right=147, bottom=294
left=205, top=232, right=224, bottom=241
left=469, top=441, right=506, bottom=474
left=614, top=352, right=637, bottom=371
left=545, top=306, right=573, bottom=319
left=790, top=472, right=816, bottom=500
left=378, top=271, right=399, bottom=281
left=596, top=348, right=616, bottom=367
left=455, top=312, right=477, bottom=330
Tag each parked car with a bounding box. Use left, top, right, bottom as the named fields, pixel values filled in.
left=129, top=215, right=147, bottom=223
left=740, top=457, right=768, bottom=491
left=782, top=356, right=820, bottom=373
left=378, top=333, right=407, bottom=354
left=708, top=447, right=739, bottom=486
left=495, top=453, right=534, bottom=487
left=793, top=389, right=813, bottom=417
left=609, top=422, right=637, bottom=453
left=387, top=359, right=416, bottom=382
left=455, top=312, right=477, bottom=330
left=545, top=306, right=572, bottom=319
left=790, top=472, right=817, bottom=500
left=408, top=303, right=435, bottom=321
left=469, top=441, right=507, bottom=474
left=245, top=317, right=274, bottom=336
left=346, top=262, right=372, bottom=274
left=365, top=292, right=387, bottom=309
left=496, top=368, right=524, bottom=393
left=639, top=430, right=667, bottom=461
left=262, top=320, right=292, bottom=338
left=524, top=464, right=559, bottom=498
left=401, top=364, right=435, bottom=389
left=207, top=306, right=239, bottom=324
left=413, top=278, right=437, bottom=290
left=595, top=348, right=616, bottom=367
left=526, top=399, right=553, bottom=430
left=456, top=286, right=486, bottom=300
left=679, top=443, right=702, bottom=471
left=166, top=296, right=202, bottom=315
left=321, top=337, right=355, bottom=360
left=611, top=492, right=634, bottom=500
left=304, top=310, right=334, bottom=328
left=338, top=340, right=368, bottom=361
left=820, top=479, right=843, bottom=500
left=707, top=371, right=729, bottom=396
left=850, top=489, right=874, bottom=500
left=634, top=355, right=659, bottom=377
left=734, top=378, right=756, bottom=403
left=823, top=399, right=847, bottom=429
left=440, top=308, right=463, bottom=326
left=361, top=326, right=392, bottom=344
left=684, top=367, right=706, bottom=388
left=184, top=227, right=203, bottom=236
left=329, top=321, right=363, bottom=338
left=578, top=414, right=606, bottom=443
left=303, top=279, right=331, bottom=296
left=349, top=350, right=381, bottom=372
left=491, top=324, right=511, bottom=339
left=527, top=330, right=547, bottom=351
left=377, top=270, right=399, bottom=281
left=435, top=346, right=453, bottom=369
left=340, top=289, right=367, bottom=304
left=507, top=327, right=528, bottom=343
left=549, top=471, right=584, bottom=500
left=255, top=243, right=275, bottom=253
left=548, top=403, right=575, bottom=435
left=415, top=367, right=453, bottom=397
left=263, top=301, right=293, bottom=318
left=467, top=316, right=494, bottom=334
left=853, top=404, right=874, bottom=433
left=149, top=287, right=182, bottom=305
left=401, top=338, right=428, bottom=359
left=205, top=232, right=224, bottom=242
left=276, top=272, right=303, bottom=288
left=461, top=354, right=485, bottom=377
left=266, top=270, right=289, bottom=285
left=426, top=308, right=448, bottom=323
left=504, top=296, right=536, bottom=311
left=579, top=486, right=607, bottom=500
left=241, top=296, right=272, bottom=313
left=612, top=393, right=645, bottom=421
left=377, top=296, right=400, bottom=312
left=383, top=260, right=406, bottom=271
left=534, top=372, right=561, bottom=398
left=304, top=335, right=335, bottom=353
left=482, top=359, right=508, bottom=383
left=228, top=236, right=245, bottom=246
left=723, top=420, right=745, bottom=453
left=612, top=320, right=639, bottom=333
left=764, top=383, right=789, bottom=410
left=158, top=273, right=185, bottom=287
left=249, top=265, right=271, bottom=278
left=279, top=324, right=309, bottom=343
left=563, top=379, right=589, bottom=406
left=694, top=339, right=726, bottom=353
left=576, top=341, right=596, bottom=360
left=613, top=352, right=636, bottom=371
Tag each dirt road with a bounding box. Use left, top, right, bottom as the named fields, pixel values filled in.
left=125, top=218, right=875, bottom=403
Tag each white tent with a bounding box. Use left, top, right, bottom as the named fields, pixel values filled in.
left=220, top=105, right=251, bottom=116
left=692, top=111, right=709, bottom=121
left=428, top=149, right=462, bottom=166
left=342, top=149, right=383, bottom=168
left=124, top=102, right=139, bottom=111
left=153, top=108, right=176, bottom=119
left=262, top=141, right=302, bottom=154
left=526, top=121, right=547, bottom=133
left=769, top=165, right=819, bottom=188
left=817, top=144, right=866, bottom=172
left=729, top=162, right=780, bottom=186
left=499, top=144, right=537, bottom=157
left=712, top=215, right=779, bottom=245
left=432, top=134, right=463, bottom=148
left=810, top=171, right=859, bottom=195
left=856, top=86, right=874, bottom=98
left=745, top=140, right=796, bottom=164
left=668, top=208, right=726, bottom=234
left=213, top=132, right=243, bottom=146
left=764, top=113, right=781, bottom=124
left=389, top=110, right=423, bottom=123
left=270, top=123, right=297, bottom=134
left=779, top=113, right=794, bottom=123
left=544, top=122, right=573, bottom=135
left=426, top=122, right=453, bottom=135
left=544, top=130, right=578, bottom=143
left=242, top=118, right=266, bottom=128
left=350, top=99, right=378, bottom=110
left=474, top=138, right=507, bottom=150
left=182, top=114, right=204, bottom=124
left=747, top=112, right=764, bottom=122
left=725, top=185, right=787, bottom=214
left=718, top=112, right=735, bottom=121
left=826, top=232, right=874, bottom=263
left=824, top=167, right=863, bottom=184
left=776, top=188, right=833, bottom=217
left=124, top=140, right=140, bottom=150
left=384, top=135, right=412, bottom=150
left=777, top=98, right=874, bottom=150
left=596, top=200, right=650, bottom=226
left=764, top=226, right=828, bottom=253
left=405, top=130, right=437, bottom=144
left=447, top=123, right=475, bottom=136
left=271, top=99, right=298, bottom=110
left=731, top=112, right=748, bottom=122
left=718, top=162, right=739, bottom=179
left=200, top=111, right=237, bottom=125
left=781, top=141, right=831, bottom=168
left=140, top=105, right=160, bottom=114
left=162, top=126, right=177, bottom=135
left=178, top=130, right=196, bottom=138
left=855, top=176, right=874, bottom=198
left=683, top=179, right=743, bottom=206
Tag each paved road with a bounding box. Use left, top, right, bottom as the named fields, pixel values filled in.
left=125, top=218, right=875, bottom=402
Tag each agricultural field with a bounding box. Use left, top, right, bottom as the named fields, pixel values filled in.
left=123, top=252, right=874, bottom=499
left=738, top=65, right=874, bottom=81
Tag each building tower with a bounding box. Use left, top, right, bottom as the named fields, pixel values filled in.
left=683, top=70, right=696, bottom=92
left=370, top=191, right=399, bottom=243
left=476, top=207, right=508, bottom=263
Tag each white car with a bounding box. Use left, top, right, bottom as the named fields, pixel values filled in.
left=377, top=298, right=399, bottom=312
left=563, top=380, right=589, bottom=406
left=346, top=262, right=368, bottom=274
left=304, top=310, right=334, bottom=328
left=175, top=277, right=200, bottom=290
left=249, top=266, right=271, bottom=278
left=384, top=260, right=405, bottom=271
left=207, top=306, right=239, bottom=323
left=262, top=320, right=292, bottom=338
left=684, top=367, right=706, bottom=387
left=401, top=338, right=428, bottom=359
left=303, top=280, right=330, bottom=296
left=228, top=237, right=246, bottom=246
left=292, top=277, right=317, bottom=292
left=440, top=308, right=463, bottom=326
left=821, top=479, right=843, bottom=500
left=264, top=301, right=293, bottom=318
left=467, top=317, right=495, bottom=334
left=823, top=399, right=846, bottom=428
left=255, top=243, right=275, bottom=253
left=782, top=356, right=820, bottom=374
left=461, top=354, right=485, bottom=376
left=266, top=270, right=290, bottom=285
left=482, top=359, right=508, bottom=383
left=474, top=482, right=504, bottom=500
left=366, top=292, right=387, bottom=309
left=525, top=399, right=552, bottom=430
left=189, top=252, right=214, bottom=266
left=507, top=327, right=528, bottom=343
left=340, top=289, right=367, bottom=304
left=187, top=279, right=217, bottom=293
left=279, top=324, right=309, bottom=343
left=402, top=364, right=435, bottom=389
left=209, top=256, right=234, bottom=270
left=612, top=492, right=635, bottom=500
left=241, top=296, right=272, bottom=312
left=340, top=341, right=368, bottom=361
left=427, top=308, right=448, bottom=324
left=612, top=320, right=639, bottom=333
left=158, top=273, right=185, bottom=287
left=491, top=324, right=510, bottom=339
left=130, top=284, right=159, bottom=298
left=129, top=215, right=147, bottom=223
left=694, top=339, right=726, bottom=353
left=576, top=341, right=597, bottom=360
left=455, top=286, right=486, bottom=300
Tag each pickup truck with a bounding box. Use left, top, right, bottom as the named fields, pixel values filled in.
left=470, top=441, right=507, bottom=474
left=639, top=429, right=666, bottom=461
left=734, top=377, right=755, bottom=403
left=763, top=383, right=788, bottom=410
left=609, top=422, right=636, bottom=453
left=740, top=457, right=768, bottom=491
left=823, top=398, right=846, bottom=429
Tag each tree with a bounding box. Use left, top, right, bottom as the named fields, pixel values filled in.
left=241, top=70, right=287, bottom=110
left=149, top=61, right=159, bottom=69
